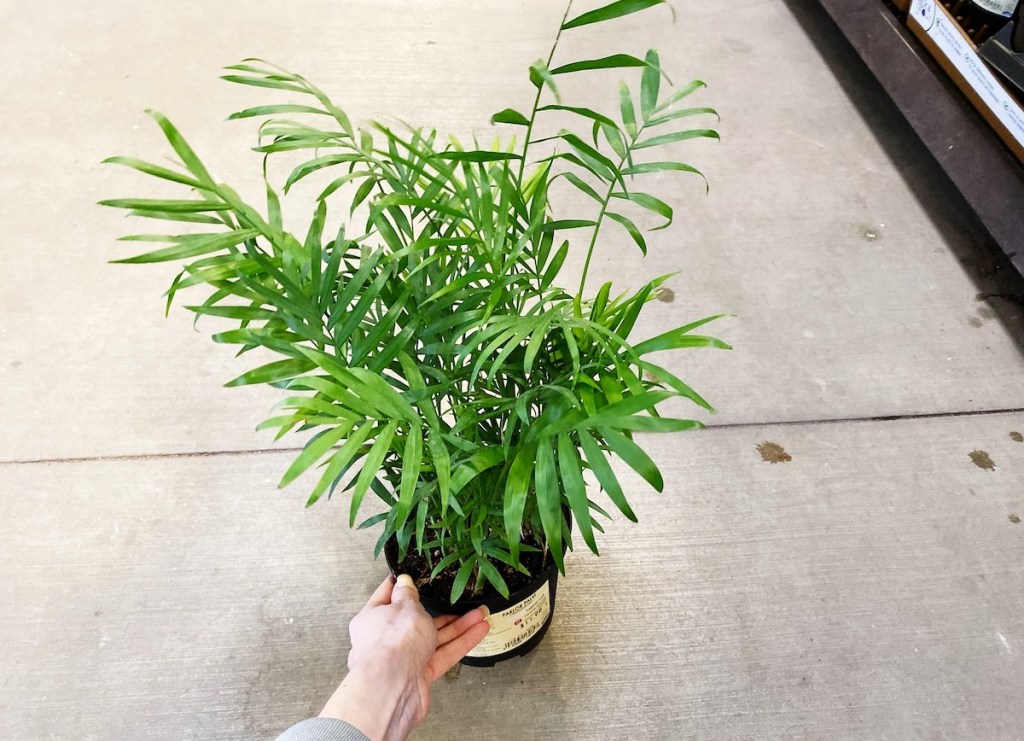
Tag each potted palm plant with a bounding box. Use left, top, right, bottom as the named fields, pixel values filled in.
left=102, top=0, right=728, bottom=666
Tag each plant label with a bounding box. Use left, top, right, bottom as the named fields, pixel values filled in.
left=466, top=581, right=551, bottom=658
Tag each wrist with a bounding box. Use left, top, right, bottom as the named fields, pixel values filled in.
left=319, top=664, right=412, bottom=741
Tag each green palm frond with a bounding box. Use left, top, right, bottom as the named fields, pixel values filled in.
left=103, top=0, right=729, bottom=603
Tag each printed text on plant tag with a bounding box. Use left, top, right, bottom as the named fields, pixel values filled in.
left=466, top=581, right=550, bottom=657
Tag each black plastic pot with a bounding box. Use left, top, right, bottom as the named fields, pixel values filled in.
left=384, top=542, right=560, bottom=667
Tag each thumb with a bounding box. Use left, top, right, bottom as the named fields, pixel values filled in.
left=391, top=573, right=421, bottom=605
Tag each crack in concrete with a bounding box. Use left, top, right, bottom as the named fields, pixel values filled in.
left=705, top=406, right=1024, bottom=431
left=0, top=446, right=303, bottom=467
left=6, top=403, right=1024, bottom=466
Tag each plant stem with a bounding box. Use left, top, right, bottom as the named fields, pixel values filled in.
left=517, top=0, right=574, bottom=184
left=577, top=197, right=611, bottom=299
left=576, top=123, right=648, bottom=299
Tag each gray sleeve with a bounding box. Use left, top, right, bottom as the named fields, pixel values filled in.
left=275, top=717, right=371, bottom=741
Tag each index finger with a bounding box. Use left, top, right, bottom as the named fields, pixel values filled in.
left=427, top=619, right=491, bottom=681
left=364, top=575, right=396, bottom=609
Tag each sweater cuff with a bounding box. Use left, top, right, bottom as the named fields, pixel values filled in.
left=275, top=716, right=371, bottom=741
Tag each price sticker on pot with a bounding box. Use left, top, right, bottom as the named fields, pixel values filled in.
left=467, top=581, right=551, bottom=658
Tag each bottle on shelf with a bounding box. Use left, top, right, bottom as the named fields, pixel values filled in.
left=942, top=0, right=1020, bottom=44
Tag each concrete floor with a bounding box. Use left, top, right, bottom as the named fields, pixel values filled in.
left=2, top=0, right=1023, bottom=738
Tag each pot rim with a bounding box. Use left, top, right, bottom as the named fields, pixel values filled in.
left=383, top=537, right=557, bottom=613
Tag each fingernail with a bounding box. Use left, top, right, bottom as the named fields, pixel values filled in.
left=479, top=605, right=490, bottom=619
left=396, top=574, right=415, bottom=589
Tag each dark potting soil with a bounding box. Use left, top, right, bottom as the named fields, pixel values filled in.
left=388, top=535, right=548, bottom=605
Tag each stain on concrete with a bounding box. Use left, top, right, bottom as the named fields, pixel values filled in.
left=968, top=307, right=996, bottom=327
left=655, top=286, right=675, bottom=303
left=960, top=575, right=980, bottom=595
left=757, top=442, right=791, bottom=464
left=1010, top=432, right=1023, bottom=442
left=643, top=370, right=657, bottom=383
left=1010, top=514, right=1020, bottom=524
left=444, top=663, right=462, bottom=683
left=862, top=228, right=879, bottom=241
left=724, top=37, right=753, bottom=54
left=969, top=450, right=995, bottom=471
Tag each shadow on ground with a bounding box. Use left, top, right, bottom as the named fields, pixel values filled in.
left=782, top=0, right=1024, bottom=353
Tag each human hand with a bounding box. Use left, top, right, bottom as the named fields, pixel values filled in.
left=319, top=574, right=490, bottom=741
